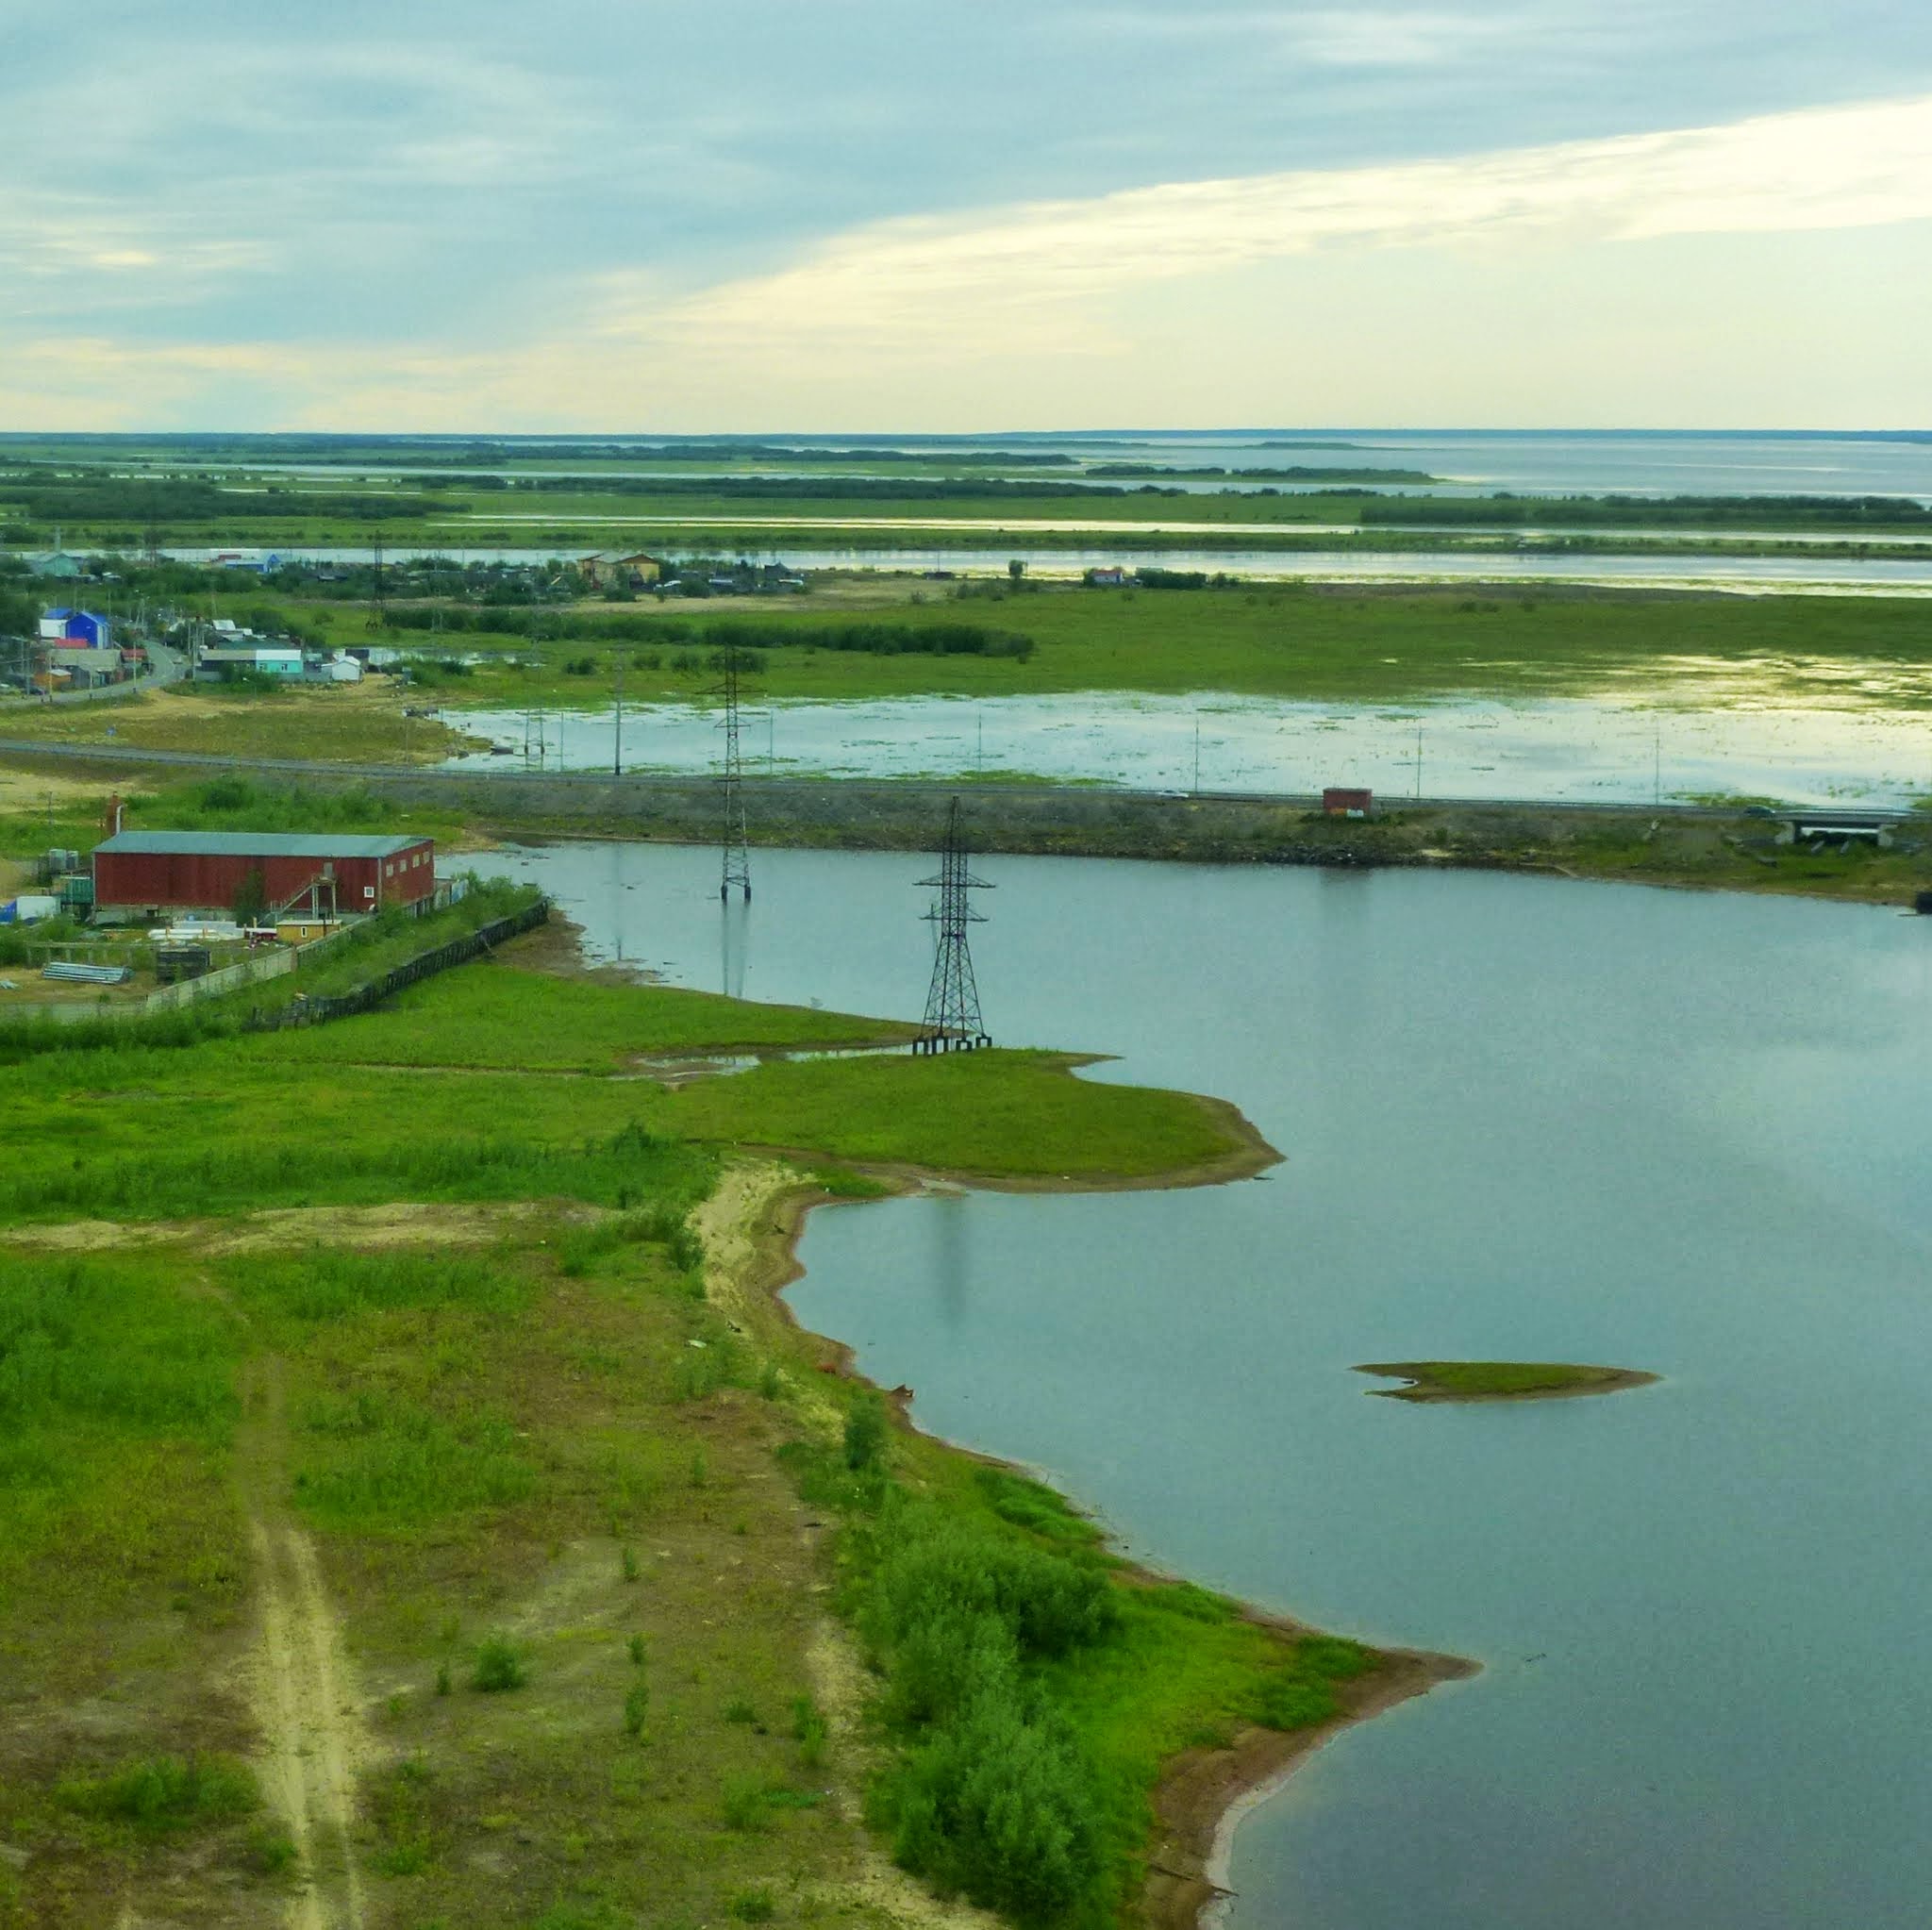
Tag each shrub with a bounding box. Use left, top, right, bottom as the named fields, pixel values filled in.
left=244, top=1822, right=300, bottom=1873
left=59, top=1754, right=258, bottom=1832
left=843, top=1391, right=888, bottom=1472
left=730, top=1889, right=776, bottom=1922
left=791, top=1695, right=828, bottom=1769
left=720, top=1775, right=772, bottom=1832
left=472, top=1635, right=526, bottom=1692
left=890, top=1689, right=1105, bottom=1925
left=865, top=1511, right=1117, bottom=1665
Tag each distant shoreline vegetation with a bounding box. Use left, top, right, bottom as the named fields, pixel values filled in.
left=1085, top=463, right=1441, bottom=483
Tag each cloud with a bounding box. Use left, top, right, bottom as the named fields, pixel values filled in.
left=4, top=90, right=1929, bottom=429
left=604, top=92, right=1932, bottom=368
left=1077, top=5, right=1589, bottom=69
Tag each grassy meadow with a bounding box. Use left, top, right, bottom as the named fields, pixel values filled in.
left=0, top=934, right=1368, bottom=1930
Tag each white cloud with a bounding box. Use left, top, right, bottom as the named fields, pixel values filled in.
left=599, top=92, right=1932, bottom=368
left=4, top=91, right=1929, bottom=429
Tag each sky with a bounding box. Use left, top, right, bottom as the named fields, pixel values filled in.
left=2, top=1, right=1930, bottom=432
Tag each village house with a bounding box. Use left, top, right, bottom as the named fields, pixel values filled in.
left=576, top=551, right=664, bottom=591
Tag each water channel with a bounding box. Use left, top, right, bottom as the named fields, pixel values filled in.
left=498, top=840, right=1932, bottom=1928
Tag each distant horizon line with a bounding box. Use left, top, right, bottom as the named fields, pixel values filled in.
left=1, top=426, right=1929, bottom=444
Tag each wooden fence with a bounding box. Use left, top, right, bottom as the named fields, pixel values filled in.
left=1, top=898, right=546, bottom=1034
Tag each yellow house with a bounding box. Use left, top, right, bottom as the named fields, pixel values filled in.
left=275, top=918, right=340, bottom=946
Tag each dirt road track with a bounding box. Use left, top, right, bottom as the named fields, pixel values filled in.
left=239, top=1359, right=369, bottom=1930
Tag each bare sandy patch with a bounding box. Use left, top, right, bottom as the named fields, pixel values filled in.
left=0, top=760, right=135, bottom=808
left=3, top=1200, right=557, bottom=1256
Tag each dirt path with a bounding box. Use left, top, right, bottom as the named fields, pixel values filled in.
left=237, top=1356, right=371, bottom=1930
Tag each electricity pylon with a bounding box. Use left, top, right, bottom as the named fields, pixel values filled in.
left=914, top=797, right=991, bottom=1053
left=718, top=645, right=751, bottom=900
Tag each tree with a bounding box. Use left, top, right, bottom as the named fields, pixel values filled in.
left=232, top=865, right=269, bottom=928
left=0, top=586, right=36, bottom=640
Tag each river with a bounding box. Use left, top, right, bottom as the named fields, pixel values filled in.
left=496, top=840, right=1932, bottom=1929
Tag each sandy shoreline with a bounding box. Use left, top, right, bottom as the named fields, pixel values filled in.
left=701, top=1150, right=1476, bottom=1930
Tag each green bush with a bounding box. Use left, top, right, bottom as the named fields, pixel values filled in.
left=623, top=1680, right=648, bottom=1738
left=865, top=1511, right=1118, bottom=1664
left=842, top=1391, right=888, bottom=1472
left=59, top=1753, right=258, bottom=1832
left=472, top=1635, right=526, bottom=1692
left=791, top=1694, right=828, bottom=1769
left=890, top=1689, right=1104, bottom=1925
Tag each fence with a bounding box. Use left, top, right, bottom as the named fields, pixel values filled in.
left=0, top=899, right=545, bottom=1032
left=244, top=897, right=549, bottom=1031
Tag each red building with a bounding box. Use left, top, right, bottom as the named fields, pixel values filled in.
left=1322, top=788, right=1374, bottom=819
left=92, top=831, right=436, bottom=921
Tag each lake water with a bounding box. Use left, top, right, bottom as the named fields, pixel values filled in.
left=500, top=840, right=1932, bottom=1930
left=145, top=429, right=1932, bottom=501
left=442, top=690, right=1932, bottom=807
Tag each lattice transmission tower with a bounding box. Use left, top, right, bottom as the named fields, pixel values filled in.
left=717, top=646, right=751, bottom=900
left=914, top=797, right=992, bottom=1053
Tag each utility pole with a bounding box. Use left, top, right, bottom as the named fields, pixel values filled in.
left=613, top=649, right=625, bottom=777
left=1193, top=716, right=1202, bottom=794
left=1415, top=724, right=1424, bottom=800
left=718, top=645, right=751, bottom=900
left=913, top=797, right=992, bottom=1054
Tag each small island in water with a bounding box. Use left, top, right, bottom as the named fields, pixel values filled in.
left=1356, top=1360, right=1659, bottom=1403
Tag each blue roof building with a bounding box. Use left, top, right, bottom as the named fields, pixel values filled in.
left=42, top=608, right=111, bottom=650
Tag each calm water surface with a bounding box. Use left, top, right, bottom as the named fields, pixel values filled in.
left=502, top=840, right=1932, bottom=1929
left=442, top=690, right=1932, bottom=807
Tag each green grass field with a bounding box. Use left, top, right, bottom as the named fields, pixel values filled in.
left=0, top=930, right=1358, bottom=1930
left=403, top=581, right=1932, bottom=707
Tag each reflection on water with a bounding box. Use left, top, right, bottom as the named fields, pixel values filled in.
left=720, top=899, right=749, bottom=1000
left=501, top=839, right=1932, bottom=1930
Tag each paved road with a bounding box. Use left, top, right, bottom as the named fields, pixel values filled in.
left=3, top=637, right=189, bottom=710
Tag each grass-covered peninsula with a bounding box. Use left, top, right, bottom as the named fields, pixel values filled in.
left=0, top=923, right=1457, bottom=1930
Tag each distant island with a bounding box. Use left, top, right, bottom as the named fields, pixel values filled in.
left=1085, top=461, right=1441, bottom=483
left=1356, top=1361, right=1659, bottom=1403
